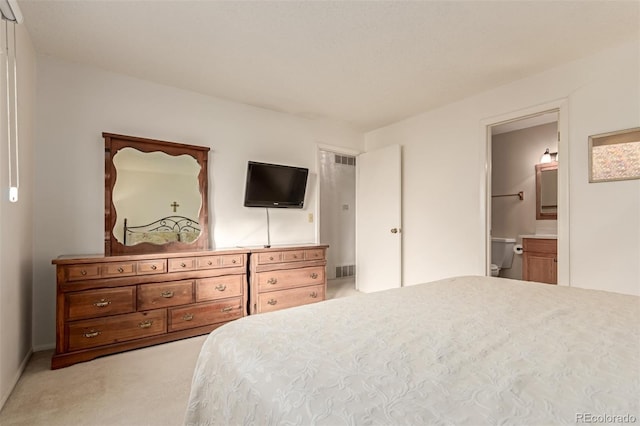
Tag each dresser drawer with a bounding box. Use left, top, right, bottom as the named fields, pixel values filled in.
left=196, top=255, right=220, bottom=269
left=282, top=250, right=305, bottom=262
left=168, top=298, right=244, bottom=332
left=305, top=249, right=325, bottom=261
left=168, top=257, right=196, bottom=272
left=258, top=284, right=324, bottom=313
left=523, top=238, right=557, bottom=254
left=67, top=310, right=166, bottom=351
left=102, top=262, right=136, bottom=278
left=66, top=287, right=136, bottom=321
left=218, top=253, right=244, bottom=268
left=136, top=259, right=166, bottom=275
left=196, top=275, right=244, bottom=302
left=137, top=280, right=194, bottom=310
left=65, top=264, right=101, bottom=281
left=256, top=266, right=325, bottom=292
left=256, top=251, right=283, bottom=264
left=195, top=253, right=245, bottom=269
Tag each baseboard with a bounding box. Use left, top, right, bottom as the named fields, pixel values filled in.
left=0, top=348, right=33, bottom=411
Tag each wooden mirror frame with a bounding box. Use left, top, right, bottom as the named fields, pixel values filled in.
left=535, top=161, right=558, bottom=220
left=104, top=132, right=210, bottom=256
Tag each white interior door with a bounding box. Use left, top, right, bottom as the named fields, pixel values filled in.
left=356, top=144, right=402, bottom=292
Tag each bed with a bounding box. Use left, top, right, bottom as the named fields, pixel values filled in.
left=123, top=215, right=200, bottom=246
left=184, top=275, right=639, bottom=425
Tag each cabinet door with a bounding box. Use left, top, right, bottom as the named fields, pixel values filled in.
left=524, top=253, right=557, bottom=284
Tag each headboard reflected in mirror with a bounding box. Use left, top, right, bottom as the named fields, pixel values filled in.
left=104, top=133, right=210, bottom=255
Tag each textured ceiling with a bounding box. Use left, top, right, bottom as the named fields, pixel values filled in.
left=20, top=0, right=640, bottom=131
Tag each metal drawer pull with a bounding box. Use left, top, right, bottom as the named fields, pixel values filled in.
left=267, top=299, right=277, bottom=306
left=310, top=273, right=318, bottom=279
left=117, top=267, right=124, bottom=273
left=232, top=259, right=237, bottom=264
left=80, top=270, right=87, bottom=276
left=84, top=330, right=101, bottom=338
left=207, top=260, right=213, bottom=265
left=293, top=254, right=297, bottom=258
left=151, top=265, right=157, bottom=270
left=138, top=320, right=153, bottom=329
left=269, top=256, right=274, bottom=261
left=267, top=277, right=278, bottom=285
left=180, top=263, right=187, bottom=268
left=221, top=306, right=235, bottom=312
left=310, top=292, right=318, bottom=298
left=215, top=284, right=227, bottom=291
left=93, top=299, right=111, bottom=308
left=161, top=290, right=174, bottom=298
left=182, top=313, right=194, bottom=321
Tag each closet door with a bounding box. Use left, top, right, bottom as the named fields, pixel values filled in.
left=356, top=144, right=402, bottom=292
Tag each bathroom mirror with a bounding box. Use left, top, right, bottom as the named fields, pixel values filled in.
left=104, top=133, right=210, bottom=255
left=535, top=162, right=557, bottom=220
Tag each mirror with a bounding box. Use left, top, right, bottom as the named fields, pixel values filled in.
left=104, top=133, right=210, bottom=255
left=535, top=162, right=557, bottom=220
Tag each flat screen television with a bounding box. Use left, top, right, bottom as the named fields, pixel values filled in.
left=243, top=161, right=309, bottom=208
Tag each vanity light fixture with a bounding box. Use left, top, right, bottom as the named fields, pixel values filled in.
left=540, top=148, right=552, bottom=164
left=0, top=0, right=22, bottom=23
left=0, top=0, right=24, bottom=24
left=1, top=0, right=22, bottom=202
left=540, top=148, right=558, bottom=164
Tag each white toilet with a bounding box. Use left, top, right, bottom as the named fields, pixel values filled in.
left=491, top=237, right=516, bottom=277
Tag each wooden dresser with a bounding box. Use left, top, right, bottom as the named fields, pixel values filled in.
left=522, top=237, right=557, bottom=284
left=249, top=244, right=328, bottom=314
left=52, top=249, right=248, bottom=369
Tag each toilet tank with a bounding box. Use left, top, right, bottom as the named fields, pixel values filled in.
left=491, top=237, right=516, bottom=268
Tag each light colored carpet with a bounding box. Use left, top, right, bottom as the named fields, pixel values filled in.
left=0, top=278, right=358, bottom=426
left=326, top=276, right=359, bottom=299
left=0, top=335, right=207, bottom=426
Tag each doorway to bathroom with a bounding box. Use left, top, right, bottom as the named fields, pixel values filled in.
left=318, top=146, right=359, bottom=298
left=485, top=101, right=569, bottom=285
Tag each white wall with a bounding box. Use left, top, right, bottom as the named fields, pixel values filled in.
left=32, top=56, right=363, bottom=349
left=0, top=23, right=36, bottom=409
left=365, top=41, right=639, bottom=296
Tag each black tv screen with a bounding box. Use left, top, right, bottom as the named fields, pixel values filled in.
left=243, top=161, right=309, bottom=208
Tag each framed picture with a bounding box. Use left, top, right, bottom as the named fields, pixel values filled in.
left=588, top=127, right=640, bottom=183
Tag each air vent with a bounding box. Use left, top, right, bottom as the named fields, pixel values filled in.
left=334, top=154, right=356, bottom=166
left=335, top=265, right=355, bottom=278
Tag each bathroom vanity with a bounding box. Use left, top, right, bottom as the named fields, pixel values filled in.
left=520, top=161, right=558, bottom=285
left=522, top=236, right=557, bottom=284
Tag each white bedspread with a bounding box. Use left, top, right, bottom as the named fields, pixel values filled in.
left=184, top=276, right=639, bottom=425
